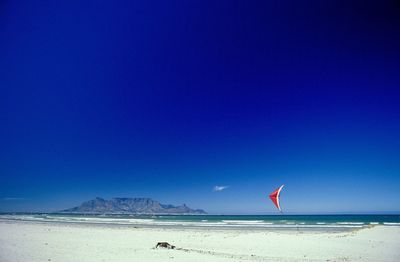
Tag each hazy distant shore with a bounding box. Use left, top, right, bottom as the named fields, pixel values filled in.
left=1, top=218, right=399, bottom=261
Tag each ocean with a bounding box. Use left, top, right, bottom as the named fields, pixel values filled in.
left=1, top=214, right=399, bottom=231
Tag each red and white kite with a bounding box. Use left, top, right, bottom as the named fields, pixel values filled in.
left=269, top=185, right=284, bottom=212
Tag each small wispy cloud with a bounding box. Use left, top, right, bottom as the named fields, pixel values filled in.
left=2, top=197, right=25, bottom=201
left=213, top=185, right=229, bottom=192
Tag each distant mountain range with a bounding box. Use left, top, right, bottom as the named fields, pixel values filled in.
left=60, top=197, right=207, bottom=214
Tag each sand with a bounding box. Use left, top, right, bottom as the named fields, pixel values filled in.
left=0, top=220, right=399, bottom=262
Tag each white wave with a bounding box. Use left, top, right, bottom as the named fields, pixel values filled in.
left=383, top=222, right=400, bottom=226
left=222, top=220, right=264, bottom=224
left=336, top=222, right=365, bottom=225
left=194, top=224, right=364, bottom=228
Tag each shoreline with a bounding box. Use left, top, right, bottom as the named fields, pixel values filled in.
left=2, top=214, right=399, bottom=232
left=0, top=218, right=362, bottom=234
left=0, top=216, right=371, bottom=233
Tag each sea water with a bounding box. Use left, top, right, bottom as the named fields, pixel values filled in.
left=1, top=213, right=399, bottom=231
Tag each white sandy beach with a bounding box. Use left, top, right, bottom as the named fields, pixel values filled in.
left=0, top=220, right=399, bottom=262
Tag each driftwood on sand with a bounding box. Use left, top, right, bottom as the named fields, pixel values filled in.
left=155, top=242, right=176, bottom=249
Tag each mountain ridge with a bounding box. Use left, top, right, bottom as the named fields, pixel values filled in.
left=60, top=197, right=207, bottom=214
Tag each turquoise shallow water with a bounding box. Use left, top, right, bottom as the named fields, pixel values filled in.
left=154, top=214, right=400, bottom=224
left=1, top=214, right=399, bottom=230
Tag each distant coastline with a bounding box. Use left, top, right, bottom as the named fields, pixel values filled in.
left=59, top=197, right=207, bottom=215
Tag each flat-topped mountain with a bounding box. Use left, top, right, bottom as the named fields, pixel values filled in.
left=60, top=197, right=206, bottom=214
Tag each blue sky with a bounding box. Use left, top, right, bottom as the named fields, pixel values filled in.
left=1, top=1, right=400, bottom=214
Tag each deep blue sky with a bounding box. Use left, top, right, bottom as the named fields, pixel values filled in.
left=1, top=1, right=400, bottom=213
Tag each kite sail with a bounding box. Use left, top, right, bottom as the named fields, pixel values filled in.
left=269, top=185, right=284, bottom=212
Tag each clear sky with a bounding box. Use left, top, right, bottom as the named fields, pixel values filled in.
left=1, top=1, right=400, bottom=214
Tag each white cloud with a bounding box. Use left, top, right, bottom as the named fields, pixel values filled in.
left=213, top=185, right=229, bottom=192
left=2, top=197, right=25, bottom=201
